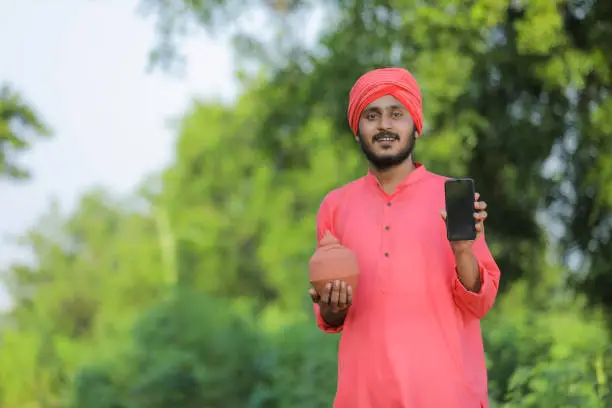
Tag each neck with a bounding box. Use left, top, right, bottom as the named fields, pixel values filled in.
left=371, top=159, right=416, bottom=193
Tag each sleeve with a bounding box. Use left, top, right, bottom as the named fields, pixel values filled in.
left=452, top=232, right=501, bottom=320
left=312, top=191, right=344, bottom=334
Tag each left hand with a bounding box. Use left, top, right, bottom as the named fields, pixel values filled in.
left=440, top=192, right=488, bottom=253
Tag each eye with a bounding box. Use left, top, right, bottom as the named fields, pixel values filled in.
left=366, top=112, right=379, bottom=120
left=391, top=110, right=403, bottom=118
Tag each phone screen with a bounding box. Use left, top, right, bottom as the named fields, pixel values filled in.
left=444, top=178, right=476, bottom=241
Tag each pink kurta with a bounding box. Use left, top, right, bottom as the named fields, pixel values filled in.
left=313, top=163, right=500, bottom=408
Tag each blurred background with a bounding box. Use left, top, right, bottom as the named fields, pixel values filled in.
left=1, top=0, right=612, bottom=407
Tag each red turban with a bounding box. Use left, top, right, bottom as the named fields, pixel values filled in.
left=347, top=67, right=423, bottom=136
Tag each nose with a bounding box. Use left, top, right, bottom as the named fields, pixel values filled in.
left=379, top=116, right=393, bottom=131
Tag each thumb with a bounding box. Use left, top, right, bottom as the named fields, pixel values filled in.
left=439, top=210, right=447, bottom=221
left=308, top=288, right=319, bottom=303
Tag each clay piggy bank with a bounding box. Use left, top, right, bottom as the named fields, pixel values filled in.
left=308, top=231, right=359, bottom=296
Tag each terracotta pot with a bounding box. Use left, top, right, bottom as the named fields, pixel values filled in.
left=308, top=231, right=359, bottom=295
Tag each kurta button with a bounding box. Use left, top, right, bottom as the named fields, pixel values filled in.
left=387, top=202, right=392, bottom=206
left=384, top=252, right=389, bottom=257
left=385, top=225, right=390, bottom=230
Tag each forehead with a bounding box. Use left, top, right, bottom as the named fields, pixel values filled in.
left=364, top=94, right=406, bottom=110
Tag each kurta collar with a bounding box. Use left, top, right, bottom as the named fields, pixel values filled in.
left=366, top=162, right=427, bottom=193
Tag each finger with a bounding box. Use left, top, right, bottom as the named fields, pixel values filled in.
left=439, top=210, right=447, bottom=221
left=475, top=201, right=487, bottom=211
left=474, top=192, right=480, bottom=201
left=337, top=281, right=347, bottom=309
left=473, top=211, right=487, bottom=220
left=321, top=282, right=332, bottom=304
left=475, top=222, right=484, bottom=233
left=347, top=285, right=353, bottom=305
left=330, top=280, right=340, bottom=306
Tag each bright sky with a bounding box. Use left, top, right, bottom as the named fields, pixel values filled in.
left=0, top=0, right=238, bottom=309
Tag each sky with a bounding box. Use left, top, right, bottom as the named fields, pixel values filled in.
left=0, top=0, right=238, bottom=309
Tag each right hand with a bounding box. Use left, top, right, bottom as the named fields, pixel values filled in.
left=309, top=280, right=353, bottom=314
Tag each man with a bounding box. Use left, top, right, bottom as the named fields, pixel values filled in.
left=308, top=67, right=501, bottom=408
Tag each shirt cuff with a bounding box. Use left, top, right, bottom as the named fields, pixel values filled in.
left=453, top=259, right=486, bottom=297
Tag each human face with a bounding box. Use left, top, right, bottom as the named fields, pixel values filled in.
left=357, top=95, right=417, bottom=171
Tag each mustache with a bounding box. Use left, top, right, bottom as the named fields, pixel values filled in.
left=373, top=131, right=400, bottom=142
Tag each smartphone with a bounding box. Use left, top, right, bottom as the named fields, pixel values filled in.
left=444, top=178, right=476, bottom=241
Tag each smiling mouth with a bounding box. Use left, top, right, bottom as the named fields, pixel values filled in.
left=375, top=137, right=398, bottom=143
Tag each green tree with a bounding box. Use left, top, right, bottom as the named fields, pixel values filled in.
left=71, top=291, right=266, bottom=408
left=0, top=189, right=167, bottom=406
left=0, top=84, right=50, bottom=180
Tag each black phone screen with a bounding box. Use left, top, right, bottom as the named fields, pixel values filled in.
left=444, top=178, right=476, bottom=241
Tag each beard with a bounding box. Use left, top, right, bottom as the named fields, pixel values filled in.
left=358, top=128, right=417, bottom=171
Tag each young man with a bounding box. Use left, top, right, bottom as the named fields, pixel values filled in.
left=308, top=67, right=501, bottom=408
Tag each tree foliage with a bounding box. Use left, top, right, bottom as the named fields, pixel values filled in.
left=0, top=84, right=50, bottom=180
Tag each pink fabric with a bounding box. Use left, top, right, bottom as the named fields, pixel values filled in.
left=347, top=67, right=423, bottom=136
left=312, top=163, right=500, bottom=408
